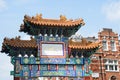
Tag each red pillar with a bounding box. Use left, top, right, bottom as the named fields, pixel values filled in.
left=14, top=77, right=20, bottom=80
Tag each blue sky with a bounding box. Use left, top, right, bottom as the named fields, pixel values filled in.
left=0, top=0, right=120, bottom=79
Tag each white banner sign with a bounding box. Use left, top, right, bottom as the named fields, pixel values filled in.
left=42, top=43, right=64, bottom=56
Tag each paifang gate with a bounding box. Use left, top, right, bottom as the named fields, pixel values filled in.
left=1, top=14, right=100, bottom=80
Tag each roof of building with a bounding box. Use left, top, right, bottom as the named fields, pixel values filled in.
left=68, top=38, right=100, bottom=49
left=19, top=14, right=85, bottom=37
left=103, top=28, right=112, bottom=32
left=1, top=36, right=37, bottom=50
left=1, top=36, right=100, bottom=55
left=98, top=28, right=119, bottom=39
left=21, top=14, right=85, bottom=28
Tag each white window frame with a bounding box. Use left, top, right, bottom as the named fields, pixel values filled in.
left=102, top=40, right=108, bottom=51
left=110, top=41, right=116, bottom=51
left=105, top=59, right=119, bottom=72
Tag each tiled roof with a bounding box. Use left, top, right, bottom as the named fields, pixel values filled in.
left=68, top=38, right=100, bottom=49
left=1, top=36, right=100, bottom=53
left=23, top=14, right=85, bottom=27
left=2, top=36, right=37, bottom=48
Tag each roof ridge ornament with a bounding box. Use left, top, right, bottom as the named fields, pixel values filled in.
left=24, top=15, right=31, bottom=20
left=60, top=15, right=67, bottom=21
left=69, top=34, right=83, bottom=42
left=36, top=13, right=42, bottom=21
left=15, top=36, right=21, bottom=40
left=30, top=36, right=35, bottom=41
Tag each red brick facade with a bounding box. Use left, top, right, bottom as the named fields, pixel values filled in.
left=90, top=28, right=120, bottom=80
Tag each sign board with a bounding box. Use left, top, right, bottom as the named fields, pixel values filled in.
left=92, top=73, right=99, bottom=78
left=41, top=42, right=64, bottom=56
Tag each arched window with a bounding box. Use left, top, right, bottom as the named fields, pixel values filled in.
left=110, top=76, right=116, bottom=80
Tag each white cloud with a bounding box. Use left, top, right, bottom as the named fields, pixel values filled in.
left=102, top=1, right=120, bottom=21
left=0, top=0, right=7, bottom=11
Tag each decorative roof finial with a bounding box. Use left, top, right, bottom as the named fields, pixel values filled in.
left=15, top=36, right=21, bottom=40
left=60, top=15, right=67, bottom=21
left=36, top=13, right=42, bottom=21
left=30, top=36, right=34, bottom=41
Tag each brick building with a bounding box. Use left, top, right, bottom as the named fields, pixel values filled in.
left=89, top=28, right=120, bottom=80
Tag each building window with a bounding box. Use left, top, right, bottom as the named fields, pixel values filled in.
left=111, top=41, right=116, bottom=51
left=109, top=65, right=114, bottom=70
left=102, top=40, right=108, bottom=51
left=110, top=76, right=117, bottom=80
left=105, top=59, right=119, bottom=72
left=105, top=65, right=108, bottom=70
